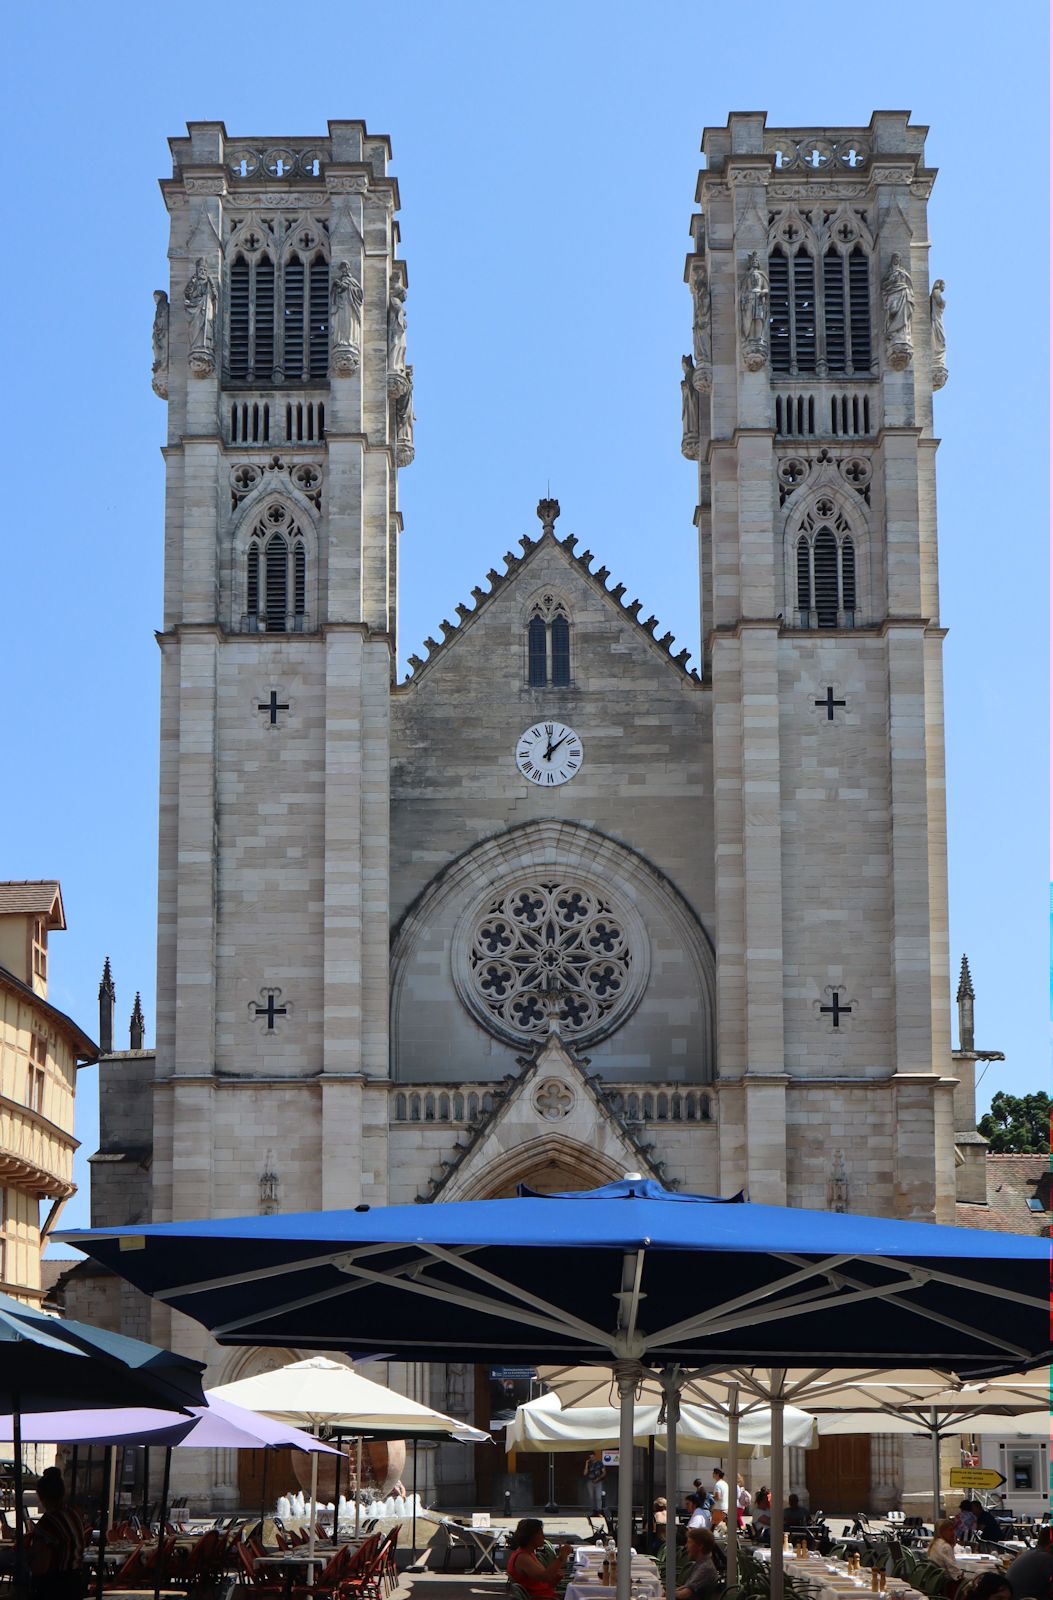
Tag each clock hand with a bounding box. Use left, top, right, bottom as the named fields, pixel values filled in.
left=547, top=733, right=571, bottom=757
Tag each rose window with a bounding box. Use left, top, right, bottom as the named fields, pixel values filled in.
left=462, top=879, right=645, bottom=1045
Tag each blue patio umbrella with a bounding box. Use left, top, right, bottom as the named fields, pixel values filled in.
left=0, top=1290, right=205, bottom=1597
left=60, top=1177, right=1051, bottom=1600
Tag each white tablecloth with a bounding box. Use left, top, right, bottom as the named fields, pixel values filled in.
left=566, top=1583, right=660, bottom=1600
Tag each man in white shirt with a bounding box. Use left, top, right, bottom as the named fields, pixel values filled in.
left=685, top=1493, right=712, bottom=1531
left=710, top=1470, right=729, bottom=1528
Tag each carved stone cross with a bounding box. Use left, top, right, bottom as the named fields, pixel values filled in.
left=258, top=691, right=290, bottom=725
left=254, top=991, right=287, bottom=1030
left=820, top=991, right=852, bottom=1028
left=815, top=687, right=847, bottom=721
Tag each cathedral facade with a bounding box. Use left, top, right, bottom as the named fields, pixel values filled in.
left=75, top=113, right=981, bottom=1511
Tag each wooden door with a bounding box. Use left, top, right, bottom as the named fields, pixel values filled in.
left=805, top=1435, right=872, bottom=1516
left=239, top=1448, right=298, bottom=1516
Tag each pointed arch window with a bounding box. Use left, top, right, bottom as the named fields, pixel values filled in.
left=769, top=217, right=873, bottom=377
left=526, top=597, right=572, bottom=687
left=795, top=505, right=857, bottom=629
left=243, top=505, right=308, bottom=633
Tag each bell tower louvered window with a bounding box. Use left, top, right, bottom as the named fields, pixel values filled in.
left=228, top=254, right=277, bottom=382
left=281, top=253, right=329, bottom=382
left=526, top=599, right=572, bottom=687
left=225, top=218, right=329, bottom=385
left=242, top=505, right=309, bottom=634
left=769, top=213, right=873, bottom=378
left=795, top=507, right=858, bottom=629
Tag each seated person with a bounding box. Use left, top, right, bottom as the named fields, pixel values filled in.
left=784, top=1495, right=811, bottom=1529
left=29, top=1469, right=85, bottom=1600
left=1007, top=1526, right=1053, bottom=1600
left=955, top=1500, right=979, bottom=1542
left=675, top=1529, right=721, bottom=1600
left=505, top=1520, right=573, bottom=1600
left=751, top=1488, right=772, bottom=1541
left=685, top=1494, right=711, bottom=1532
left=972, top=1502, right=1004, bottom=1543
left=960, top=1575, right=1011, bottom=1600
left=650, top=1499, right=668, bottom=1556
left=926, top=1519, right=963, bottom=1579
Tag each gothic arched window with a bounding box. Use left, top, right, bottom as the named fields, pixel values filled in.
left=225, top=216, right=329, bottom=385
left=244, top=505, right=308, bottom=633
left=795, top=507, right=857, bottom=629
left=769, top=213, right=873, bottom=377
left=525, top=599, right=571, bottom=687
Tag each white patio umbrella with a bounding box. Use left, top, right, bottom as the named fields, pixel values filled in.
left=508, top=1389, right=816, bottom=1454
left=210, top=1356, right=488, bottom=1562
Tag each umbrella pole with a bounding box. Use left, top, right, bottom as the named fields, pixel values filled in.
left=12, top=1396, right=27, bottom=1599
left=726, top=1383, right=740, bottom=1591
left=96, top=1444, right=115, bottom=1600
left=141, top=1445, right=150, bottom=1529
left=307, top=1444, right=319, bottom=1583
left=615, top=1364, right=636, bottom=1600
left=411, top=1438, right=418, bottom=1561
left=260, top=1450, right=269, bottom=1532
left=333, top=1436, right=342, bottom=1538
left=930, top=1410, right=941, bottom=1527
left=662, top=1370, right=680, bottom=1600
left=354, top=1438, right=362, bottom=1538
left=71, top=1444, right=79, bottom=1514
left=645, top=1436, right=654, bottom=1552
left=769, top=1377, right=785, bottom=1600
left=153, top=1445, right=172, bottom=1600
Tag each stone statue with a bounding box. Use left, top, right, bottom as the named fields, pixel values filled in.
left=881, top=252, right=915, bottom=370
left=929, top=278, right=948, bottom=390
left=387, top=284, right=408, bottom=396
left=738, top=250, right=769, bottom=371
left=691, top=262, right=712, bottom=391
left=329, top=261, right=363, bottom=377
left=183, top=258, right=217, bottom=377
left=680, top=355, right=700, bottom=459
left=395, top=364, right=415, bottom=467
left=151, top=289, right=169, bottom=399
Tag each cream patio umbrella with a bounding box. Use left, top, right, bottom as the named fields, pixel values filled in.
left=211, top=1357, right=488, bottom=1562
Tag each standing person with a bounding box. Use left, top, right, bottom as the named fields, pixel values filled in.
left=735, top=1477, right=751, bottom=1530
left=29, top=1468, right=85, bottom=1600
left=710, top=1470, right=729, bottom=1528
left=955, top=1500, right=978, bottom=1541
left=506, top=1521, right=574, bottom=1600
left=971, top=1501, right=1003, bottom=1543
left=582, top=1450, right=606, bottom=1512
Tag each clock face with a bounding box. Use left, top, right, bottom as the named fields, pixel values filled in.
left=515, top=721, right=584, bottom=787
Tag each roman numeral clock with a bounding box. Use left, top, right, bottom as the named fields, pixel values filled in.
left=515, top=721, right=584, bottom=787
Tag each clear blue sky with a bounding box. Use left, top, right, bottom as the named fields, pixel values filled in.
left=2, top=2, right=1047, bottom=1242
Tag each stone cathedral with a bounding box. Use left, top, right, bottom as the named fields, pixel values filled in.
left=71, top=112, right=987, bottom=1512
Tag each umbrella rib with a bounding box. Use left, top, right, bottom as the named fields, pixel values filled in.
left=152, top=1240, right=432, bottom=1301
left=645, top=1255, right=861, bottom=1344
left=866, top=1255, right=1052, bottom=1314
left=648, top=1266, right=933, bottom=1346
left=413, top=1245, right=616, bottom=1346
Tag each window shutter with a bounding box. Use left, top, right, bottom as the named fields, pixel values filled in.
left=246, top=543, right=260, bottom=616
left=294, top=542, right=306, bottom=619
left=283, top=257, right=306, bottom=381
left=527, top=616, right=547, bottom=686
left=796, top=536, right=811, bottom=616
left=792, top=251, right=817, bottom=372
left=848, top=248, right=872, bottom=371
left=551, top=615, right=571, bottom=686
left=265, top=535, right=288, bottom=632
left=813, top=529, right=839, bottom=628
left=840, top=537, right=856, bottom=614
left=228, top=256, right=250, bottom=379
left=768, top=250, right=791, bottom=372
left=308, top=258, right=329, bottom=379
left=254, top=256, right=275, bottom=381
left=823, top=250, right=847, bottom=372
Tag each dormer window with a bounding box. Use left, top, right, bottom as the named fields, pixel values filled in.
left=526, top=595, right=572, bottom=687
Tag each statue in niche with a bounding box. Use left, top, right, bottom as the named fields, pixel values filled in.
left=929, top=278, right=948, bottom=390
left=395, top=364, right=415, bottom=467
left=680, top=355, right=700, bottom=459
left=151, top=289, right=169, bottom=399
left=738, top=250, right=769, bottom=371
left=387, top=283, right=408, bottom=396
left=330, top=261, right=363, bottom=377
left=183, top=258, right=217, bottom=377
left=691, top=262, right=712, bottom=390
left=881, top=252, right=915, bottom=370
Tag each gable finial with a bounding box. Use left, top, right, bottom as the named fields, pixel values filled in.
left=130, top=991, right=146, bottom=1051
left=98, top=956, right=115, bottom=1056
left=537, top=497, right=560, bottom=536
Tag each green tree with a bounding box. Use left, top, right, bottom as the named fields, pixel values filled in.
left=977, top=1091, right=1051, bottom=1153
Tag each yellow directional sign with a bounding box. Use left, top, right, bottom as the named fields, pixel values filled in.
left=950, top=1468, right=1007, bottom=1490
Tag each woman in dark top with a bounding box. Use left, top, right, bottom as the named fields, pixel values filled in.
left=29, top=1469, right=85, bottom=1600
